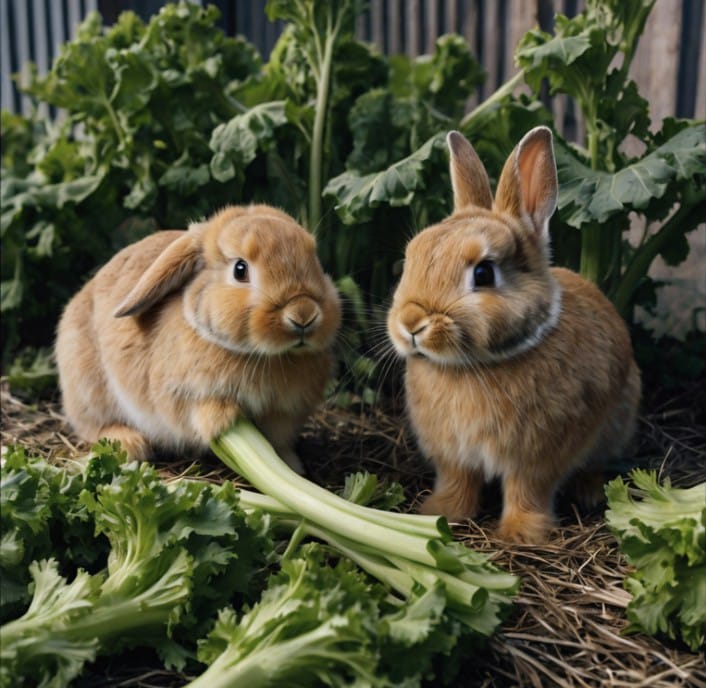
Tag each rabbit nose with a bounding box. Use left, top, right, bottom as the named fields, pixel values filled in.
left=408, top=323, right=428, bottom=348
left=284, top=296, right=320, bottom=334
left=399, top=304, right=429, bottom=344
left=288, top=315, right=317, bottom=334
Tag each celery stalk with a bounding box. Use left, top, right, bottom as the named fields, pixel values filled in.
left=212, top=419, right=519, bottom=635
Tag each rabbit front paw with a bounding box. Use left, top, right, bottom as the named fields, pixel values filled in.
left=192, top=399, right=241, bottom=443
left=497, top=510, right=555, bottom=544
left=99, top=424, right=151, bottom=461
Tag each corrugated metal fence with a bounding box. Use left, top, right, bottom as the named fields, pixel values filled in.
left=2, top=0, right=705, bottom=125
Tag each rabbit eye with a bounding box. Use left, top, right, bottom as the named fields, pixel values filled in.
left=473, top=260, right=496, bottom=288
left=233, top=259, right=249, bottom=283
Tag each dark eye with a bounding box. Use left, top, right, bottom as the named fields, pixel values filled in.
left=233, top=259, right=249, bottom=283
left=473, top=260, right=496, bottom=288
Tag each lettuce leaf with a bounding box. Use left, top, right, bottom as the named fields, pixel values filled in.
left=0, top=447, right=272, bottom=684
left=605, top=470, right=706, bottom=651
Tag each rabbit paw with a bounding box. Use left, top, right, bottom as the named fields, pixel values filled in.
left=420, top=490, right=478, bottom=523
left=419, top=466, right=483, bottom=523
left=566, top=469, right=606, bottom=510
left=99, top=424, right=151, bottom=461
left=192, top=399, right=241, bottom=443
left=497, top=511, right=555, bottom=544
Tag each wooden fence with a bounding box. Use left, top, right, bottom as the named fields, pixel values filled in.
left=3, top=0, right=705, bottom=126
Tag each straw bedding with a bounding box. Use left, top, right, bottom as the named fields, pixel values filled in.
left=2, top=380, right=704, bottom=687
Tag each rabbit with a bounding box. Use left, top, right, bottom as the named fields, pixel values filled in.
left=386, top=127, right=641, bottom=543
left=55, top=204, right=341, bottom=471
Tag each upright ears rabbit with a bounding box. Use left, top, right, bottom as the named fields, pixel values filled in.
left=56, top=204, right=341, bottom=470
left=387, top=127, right=640, bottom=543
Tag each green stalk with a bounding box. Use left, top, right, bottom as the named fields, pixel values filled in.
left=610, top=189, right=706, bottom=316
left=308, top=32, right=334, bottom=235
left=459, top=71, right=524, bottom=129
left=579, top=112, right=610, bottom=287
left=100, top=93, right=127, bottom=151
left=71, top=548, right=192, bottom=639
left=214, top=423, right=447, bottom=540
left=187, top=622, right=352, bottom=688
left=69, top=602, right=178, bottom=641
left=213, top=422, right=518, bottom=638
left=300, top=521, right=417, bottom=598
left=307, top=3, right=345, bottom=238
left=580, top=221, right=604, bottom=285
left=213, top=425, right=444, bottom=570
left=237, top=488, right=292, bottom=515
left=237, top=499, right=515, bottom=625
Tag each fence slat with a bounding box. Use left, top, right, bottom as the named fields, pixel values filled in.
left=406, top=0, right=419, bottom=56
left=1, top=0, right=704, bottom=124
left=425, top=0, right=439, bottom=54
left=632, top=0, right=682, bottom=128
left=0, top=0, right=14, bottom=112
left=370, top=0, right=385, bottom=51
left=388, top=0, right=402, bottom=55
left=695, top=3, right=706, bottom=119
left=13, top=0, right=32, bottom=114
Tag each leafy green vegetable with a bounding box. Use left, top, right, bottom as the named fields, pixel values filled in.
left=1, top=438, right=513, bottom=687
left=188, top=544, right=387, bottom=687
left=0, top=445, right=119, bottom=621
left=0, top=448, right=272, bottom=685
left=212, top=419, right=519, bottom=643
left=188, top=542, right=470, bottom=688
left=209, top=100, right=289, bottom=182
left=554, top=124, right=706, bottom=227
left=0, top=559, right=102, bottom=688
left=325, top=134, right=447, bottom=225
left=1, top=2, right=261, bottom=368
left=325, top=34, right=485, bottom=230
left=605, top=470, right=706, bottom=651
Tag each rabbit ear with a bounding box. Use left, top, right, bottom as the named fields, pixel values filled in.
left=113, top=233, right=203, bottom=317
left=494, top=126, right=557, bottom=239
left=447, top=131, right=493, bottom=211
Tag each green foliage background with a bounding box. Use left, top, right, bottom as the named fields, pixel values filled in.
left=1, top=0, right=704, bottom=390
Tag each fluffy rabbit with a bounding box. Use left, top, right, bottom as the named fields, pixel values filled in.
left=56, top=204, right=341, bottom=470
left=387, top=127, right=640, bottom=543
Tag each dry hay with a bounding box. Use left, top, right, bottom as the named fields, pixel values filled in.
left=2, top=381, right=705, bottom=687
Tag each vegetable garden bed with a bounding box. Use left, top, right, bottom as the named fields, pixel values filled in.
left=2, top=379, right=704, bottom=687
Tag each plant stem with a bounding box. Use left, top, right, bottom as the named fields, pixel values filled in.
left=100, top=94, right=127, bottom=150
left=610, top=189, right=706, bottom=317
left=580, top=120, right=608, bottom=287
left=459, top=71, right=524, bottom=129
left=580, top=222, right=604, bottom=285
left=212, top=426, right=446, bottom=569
left=214, top=426, right=446, bottom=540
left=309, top=26, right=336, bottom=237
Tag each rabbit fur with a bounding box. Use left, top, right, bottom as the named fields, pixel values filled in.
left=56, top=204, right=341, bottom=470
left=387, top=127, right=641, bottom=543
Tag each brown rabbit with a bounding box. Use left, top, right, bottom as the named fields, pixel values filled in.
left=55, top=204, right=341, bottom=470
left=387, top=127, right=640, bottom=543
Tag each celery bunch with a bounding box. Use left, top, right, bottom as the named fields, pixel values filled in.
left=212, top=419, right=519, bottom=639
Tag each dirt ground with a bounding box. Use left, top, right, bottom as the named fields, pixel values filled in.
left=1, top=377, right=705, bottom=687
